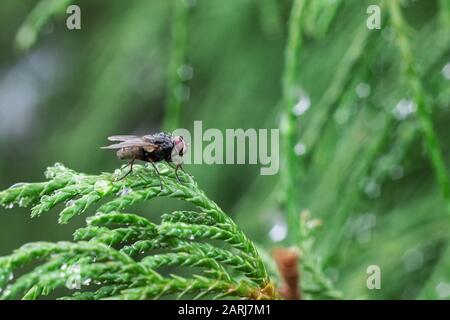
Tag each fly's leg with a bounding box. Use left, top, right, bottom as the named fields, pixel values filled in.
left=116, top=158, right=135, bottom=181
left=175, top=164, right=192, bottom=182
left=178, top=164, right=192, bottom=178
left=168, top=163, right=191, bottom=182
left=149, top=161, right=163, bottom=190
left=175, top=165, right=181, bottom=183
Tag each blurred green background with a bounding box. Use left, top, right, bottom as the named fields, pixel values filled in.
left=1, top=0, right=450, bottom=299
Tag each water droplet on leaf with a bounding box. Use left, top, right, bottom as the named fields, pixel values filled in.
left=94, top=180, right=111, bottom=195
left=54, top=162, right=64, bottom=169
left=9, top=182, right=27, bottom=189
left=442, top=63, right=450, bottom=80
left=117, top=187, right=133, bottom=197
left=292, top=95, right=311, bottom=116
left=355, top=82, right=371, bottom=98
left=389, top=164, right=404, bottom=180
left=436, top=282, right=450, bottom=299
left=402, top=248, right=424, bottom=272
left=18, top=198, right=27, bottom=207
left=269, top=218, right=287, bottom=242
left=393, top=99, right=416, bottom=120
left=364, top=181, right=381, bottom=199
left=178, top=65, right=194, bottom=81
left=294, top=143, right=306, bottom=156
left=183, top=0, right=197, bottom=7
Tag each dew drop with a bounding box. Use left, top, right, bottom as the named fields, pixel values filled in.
left=402, top=248, right=424, bottom=272
left=364, top=181, right=381, bottom=199
left=94, top=180, right=111, bottom=195
left=346, top=213, right=376, bottom=243
left=436, top=282, right=450, bottom=299
left=305, top=219, right=322, bottom=230
left=54, top=162, right=64, bottom=169
left=45, top=171, right=56, bottom=179
left=9, top=182, right=27, bottom=189
left=355, top=229, right=371, bottom=243
left=355, top=82, right=371, bottom=98
left=334, top=108, right=351, bottom=125
left=158, top=164, right=170, bottom=174
left=292, top=95, right=311, bottom=116
left=178, top=65, right=194, bottom=81
left=183, top=0, right=197, bottom=7
left=269, top=218, right=287, bottom=242
left=73, top=175, right=86, bottom=183
left=381, top=26, right=396, bottom=42
left=442, top=63, right=450, bottom=80
left=393, top=99, right=416, bottom=120
left=175, top=84, right=190, bottom=102
left=389, top=164, right=404, bottom=180
left=117, top=187, right=133, bottom=197
left=18, top=198, right=27, bottom=207
left=65, top=280, right=79, bottom=290
left=294, top=143, right=306, bottom=156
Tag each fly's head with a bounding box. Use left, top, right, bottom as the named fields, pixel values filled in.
left=171, top=135, right=188, bottom=165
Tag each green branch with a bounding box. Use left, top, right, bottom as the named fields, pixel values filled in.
left=164, top=0, right=190, bottom=131
left=0, top=163, right=273, bottom=300
left=280, top=0, right=306, bottom=245
left=15, top=0, right=73, bottom=51
left=388, top=0, right=450, bottom=211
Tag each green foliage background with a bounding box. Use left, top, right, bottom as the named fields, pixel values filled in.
left=0, top=0, right=450, bottom=299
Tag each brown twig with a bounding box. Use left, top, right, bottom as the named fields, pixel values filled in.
left=272, top=247, right=300, bottom=300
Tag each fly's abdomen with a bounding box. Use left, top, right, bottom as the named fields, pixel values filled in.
left=116, top=147, right=143, bottom=160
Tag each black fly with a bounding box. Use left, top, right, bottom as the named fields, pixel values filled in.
left=102, top=132, right=188, bottom=188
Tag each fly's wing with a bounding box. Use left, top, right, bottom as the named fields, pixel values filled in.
left=102, top=136, right=160, bottom=152
left=107, top=135, right=140, bottom=142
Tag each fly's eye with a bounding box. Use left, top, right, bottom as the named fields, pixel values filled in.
left=179, top=142, right=186, bottom=156
left=173, top=136, right=186, bottom=157
left=181, top=141, right=187, bottom=156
